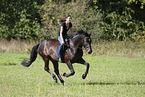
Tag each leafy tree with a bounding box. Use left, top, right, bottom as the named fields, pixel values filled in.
left=0, top=0, right=145, bottom=41
left=0, top=0, right=44, bottom=40
left=95, top=0, right=145, bottom=41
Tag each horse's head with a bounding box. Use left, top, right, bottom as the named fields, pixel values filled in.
left=71, top=30, right=92, bottom=54
left=82, top=31, right=92, bottom=54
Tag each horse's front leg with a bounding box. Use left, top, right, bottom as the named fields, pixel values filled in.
left=77, top=58, right=90, bottom=79
left=62, top=61, right=75, bottom=77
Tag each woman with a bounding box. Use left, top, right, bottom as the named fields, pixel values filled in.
left=57, top=15, right=73, bottom=62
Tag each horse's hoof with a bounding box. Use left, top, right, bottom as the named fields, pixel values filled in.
left=53, top=75, right=57, bottom=83
left=82, top=74, right=86, bottom=79
left=62, top=73, right=66, bottom=76
left=63, top=82, right=67, bottom=86
left=54, top=78, right=57, bottom=83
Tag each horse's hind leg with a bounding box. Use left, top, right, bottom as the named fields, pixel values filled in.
left=44, top=58, right=57, bottom=83
left=51, top=61, right=65, bottom=85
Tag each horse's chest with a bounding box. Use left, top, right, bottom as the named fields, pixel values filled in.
left=66, top=48, right=83, bottom=60
left=75, top=49, right=83, bottom=57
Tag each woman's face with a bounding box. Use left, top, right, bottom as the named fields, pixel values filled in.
left=66, top=16, right=71, bottom=23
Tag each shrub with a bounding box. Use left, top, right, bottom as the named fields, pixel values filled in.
left=0, top=0, right=145, bottom=41
left=40, top=0, right=103, bottom=40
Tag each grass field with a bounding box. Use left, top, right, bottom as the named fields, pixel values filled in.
left=0, top=52, right=145, bottom=96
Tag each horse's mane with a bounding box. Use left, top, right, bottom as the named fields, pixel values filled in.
left=70, top=29, right=89, bottom=39
left=74, top=30, right=86, bottom=35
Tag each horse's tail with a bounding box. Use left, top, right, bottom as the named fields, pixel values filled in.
left=21, top=43, right=40, bottom=67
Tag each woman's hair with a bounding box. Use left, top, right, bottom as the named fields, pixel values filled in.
left=60, top=14, right=71, bottom=23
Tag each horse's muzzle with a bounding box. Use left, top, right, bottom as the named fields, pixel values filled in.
left=87, top=48, right=92, bottom=54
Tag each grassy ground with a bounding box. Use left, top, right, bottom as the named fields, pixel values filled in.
left=0, top=39, right=145, bottom=96
left=0, top=53, right=145, bottom=96
left=92, top=40, right=145, bottom=58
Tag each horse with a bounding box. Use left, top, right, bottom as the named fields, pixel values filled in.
left=21, top=30, right=92, bottom=85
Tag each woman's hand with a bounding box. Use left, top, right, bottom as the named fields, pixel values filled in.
left=62, top=41, right=65, bottom=44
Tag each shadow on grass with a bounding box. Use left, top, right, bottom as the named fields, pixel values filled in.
left=84, top=82, right=145, bottom=86
left=1, top=62, right=17, bottom=66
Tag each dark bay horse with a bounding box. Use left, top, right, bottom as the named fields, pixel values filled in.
left=21, top=30, right=92, bottom=85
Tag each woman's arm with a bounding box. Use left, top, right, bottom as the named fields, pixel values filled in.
left=60, top=26, right=64, bottom=44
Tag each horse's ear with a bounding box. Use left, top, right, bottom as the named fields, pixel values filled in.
left=89, top=32, right=92, bottom=36
left=85, top=31, right=88, bottom=36
left=87, top=32, right=91, bottom=37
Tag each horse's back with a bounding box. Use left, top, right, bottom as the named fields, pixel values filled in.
left=38, top=39, right=60, bottom=58
left=46, top=39, right=60, bottom=47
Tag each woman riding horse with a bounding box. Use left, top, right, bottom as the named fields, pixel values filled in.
left=21, top=30, right=92, bottom=85
left=57, top=15, right=73, bottom=62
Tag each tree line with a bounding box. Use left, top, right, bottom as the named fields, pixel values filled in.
left=0, top=0, right=145, bottom=41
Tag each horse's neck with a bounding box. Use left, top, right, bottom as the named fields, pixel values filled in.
left=66, top=35, right=84, bottom=59
left=70, top=35, right=84, bottom=50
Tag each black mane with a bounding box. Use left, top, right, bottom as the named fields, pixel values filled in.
left=74, top=30, right=86, bottom=35
left=71, top=29, right=89, bottom=38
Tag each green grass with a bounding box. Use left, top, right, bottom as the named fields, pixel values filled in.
left=92, top=41, right=145, bottom=58
left=0, top=53, right=145, bottom=96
